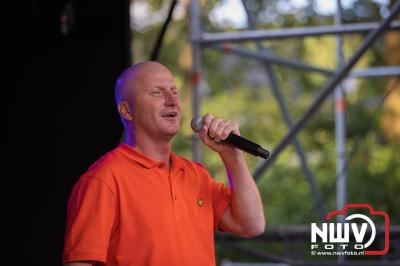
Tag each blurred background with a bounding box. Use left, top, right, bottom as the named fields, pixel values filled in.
left=2, top=0, right=400, bottom=265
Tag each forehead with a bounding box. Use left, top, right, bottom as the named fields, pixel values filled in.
left=135, top=64, right=176, bottom=88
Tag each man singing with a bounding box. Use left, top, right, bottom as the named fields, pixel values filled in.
left=63, top=61, right=265, bottom=266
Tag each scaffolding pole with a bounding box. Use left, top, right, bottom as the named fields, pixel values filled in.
left=212, top=45, right=400, bottom=78
left=198, top=21, right=400, bottom=44
left=212, top=44, right=333, bottom=75
left=334, top=0, right=346, bottom=262
left=351, top=66, right=400, bottom=77
left=190, top=0, right=202, bottom=162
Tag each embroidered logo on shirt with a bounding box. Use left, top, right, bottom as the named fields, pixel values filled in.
left=197, top=198, right=203, bottom=207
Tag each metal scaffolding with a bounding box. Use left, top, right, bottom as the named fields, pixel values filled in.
left=190, top=0, right=400, bottom=203
left=190, top=0, right=400, bottom=264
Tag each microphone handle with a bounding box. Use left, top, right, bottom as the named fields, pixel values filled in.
left=223, top=133, right=270, bottom=159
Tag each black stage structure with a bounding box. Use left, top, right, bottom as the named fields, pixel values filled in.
left=2, top=1, right=130, bottom=265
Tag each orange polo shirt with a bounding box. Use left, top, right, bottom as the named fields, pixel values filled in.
left=63, top=144, right=231, bottom=266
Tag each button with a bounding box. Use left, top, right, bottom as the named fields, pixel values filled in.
left=158, top=163, right=163, bottom=169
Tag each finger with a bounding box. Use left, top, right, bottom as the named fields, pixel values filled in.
left=202, top=113, right=214, bottom=128
left=208, top=118, right=223, bottom=139
left=219, top=123, right=235, bottom=141
left=198, top=124, right=207, bottom=138
left=198, top=125, right=214, bottom=146
left=231, top=122, right=240, bottom=136
left=198, top=125, right=209, bottom=141
left=214, top=121, right=229, bottom=142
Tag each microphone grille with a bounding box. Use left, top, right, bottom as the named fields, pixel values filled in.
left=190, top=116, right=203, bottom=132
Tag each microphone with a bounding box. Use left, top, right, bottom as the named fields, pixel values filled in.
left=191, top=116, right=270, bottom=159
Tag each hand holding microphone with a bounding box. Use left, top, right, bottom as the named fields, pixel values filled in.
left=191, top=114, right=270, bottom=159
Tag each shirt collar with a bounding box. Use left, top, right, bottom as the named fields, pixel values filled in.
left=117, top=143, right=184, bottom=171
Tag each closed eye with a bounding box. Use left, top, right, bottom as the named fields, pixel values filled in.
left=151, top=87, right=179, bottom=96
left=151, top=90, right=162, bottom=96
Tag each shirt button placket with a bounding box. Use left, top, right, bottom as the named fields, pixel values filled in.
left=168, top=170, right=178, bottom=220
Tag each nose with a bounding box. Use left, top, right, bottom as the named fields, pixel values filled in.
left=165, top=91, right=180, bottom=106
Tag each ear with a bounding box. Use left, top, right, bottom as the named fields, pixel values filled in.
left=118, top=101, right=133, bottom=121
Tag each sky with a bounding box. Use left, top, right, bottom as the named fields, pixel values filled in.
left=130, top=0, right=391, bottom=31
left=209, top=0, right=391, bottom=29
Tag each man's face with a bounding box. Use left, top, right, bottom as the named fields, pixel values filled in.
left=129, top=65, right=182, bottom=140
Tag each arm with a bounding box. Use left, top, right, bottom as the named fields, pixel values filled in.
left=198, top=114, right=265, bottom=238
left=63, top=177, right=117, bottom=266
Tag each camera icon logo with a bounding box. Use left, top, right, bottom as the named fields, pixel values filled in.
left=311, top=203, right=390, bottom=256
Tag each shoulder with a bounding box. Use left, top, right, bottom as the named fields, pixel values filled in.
left=88, top=148, right=121, bottom=173
left=79, top=146, right=125, bottom=188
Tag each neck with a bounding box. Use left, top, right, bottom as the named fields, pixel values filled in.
left=124, top=130, right=172, bottom=168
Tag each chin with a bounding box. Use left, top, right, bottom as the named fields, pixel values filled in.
left=164, top=127, right=180, bottom=137
left=158, top=120, right=180, bottom=137
left=166, top=128, right=180, bottom=136
left=163, top=122, right=180, bottom=133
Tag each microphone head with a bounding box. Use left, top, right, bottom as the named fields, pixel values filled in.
left=190, top=116, right=204, bottom=132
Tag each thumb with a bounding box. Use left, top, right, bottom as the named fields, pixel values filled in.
left=198, top=125, right=212, bottom=144
left=198, top=125, right=208, bottom=139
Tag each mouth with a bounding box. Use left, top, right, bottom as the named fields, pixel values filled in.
left=161, top=112, right=178, bottom=118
